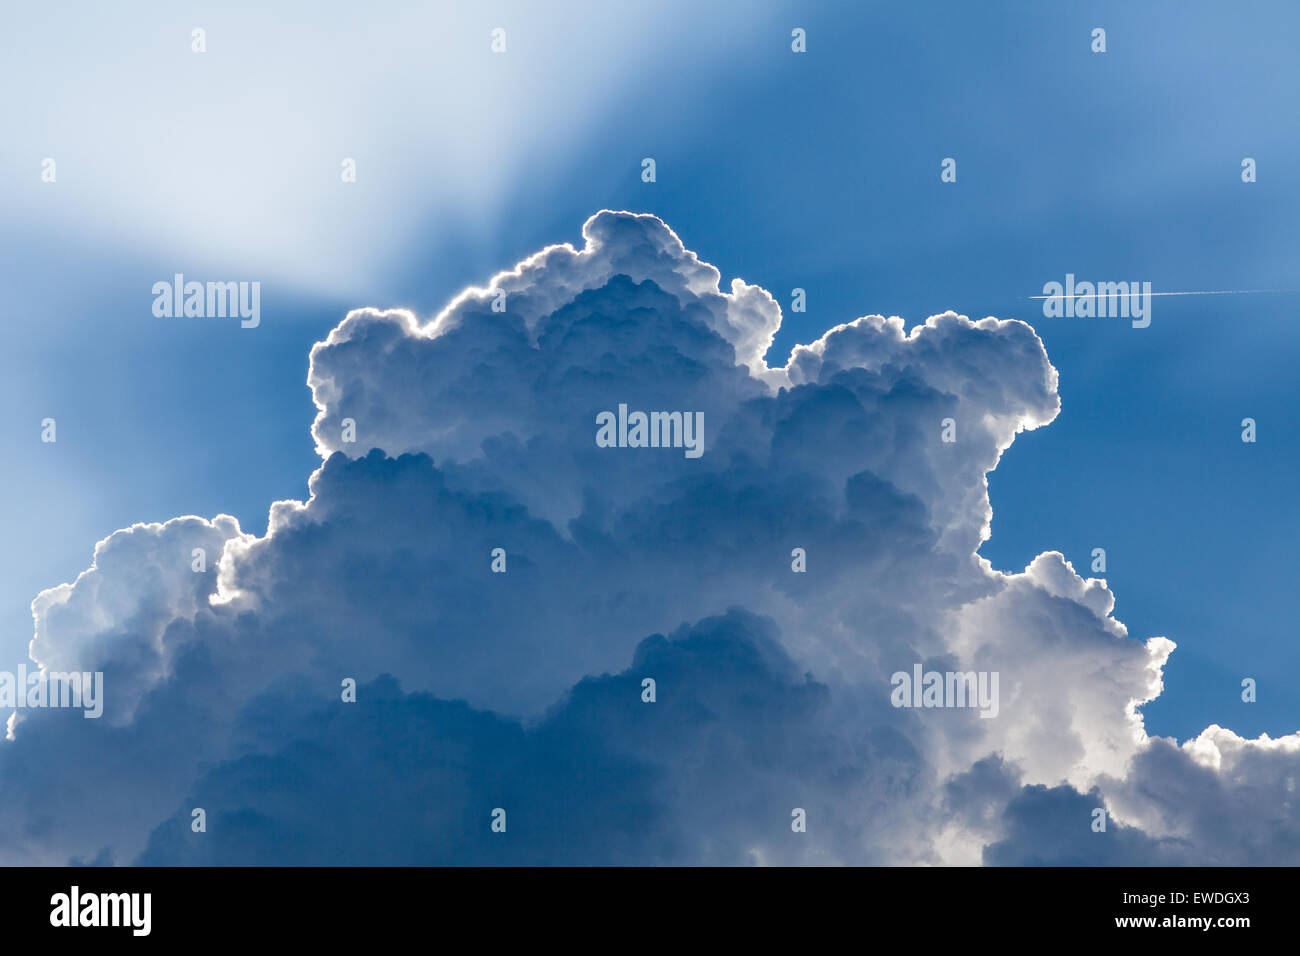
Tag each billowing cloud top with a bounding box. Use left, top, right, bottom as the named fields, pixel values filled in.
left=10, top=211, right=1297, bottom=866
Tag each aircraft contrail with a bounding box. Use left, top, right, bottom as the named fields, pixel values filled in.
left=1028, top=289, right=1284, bottom=300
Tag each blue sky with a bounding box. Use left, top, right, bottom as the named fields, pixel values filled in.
left=0, top=1, right=1297, bottom=864
left=6, top=1, right=1294, bottom=740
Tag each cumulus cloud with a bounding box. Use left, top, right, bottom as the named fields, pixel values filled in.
left=4, top=211, right=1296, bottom=865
